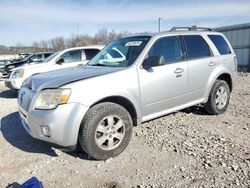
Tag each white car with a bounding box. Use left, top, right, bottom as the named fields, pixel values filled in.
left=5, top=45, right=104, bottom=90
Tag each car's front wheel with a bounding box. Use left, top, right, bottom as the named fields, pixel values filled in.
left=79, top=102, right=133, bottom=160
left=204, top=80, right=230, bottom=115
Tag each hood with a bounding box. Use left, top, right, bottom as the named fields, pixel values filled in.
left=7, top=59, right=26, bottom=67
left=26, top=66, right=125, bottom=91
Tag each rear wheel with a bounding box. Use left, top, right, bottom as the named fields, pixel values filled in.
left=79, top=102, right=133, bottom=160
left=204, top=80, right=230, bottom=115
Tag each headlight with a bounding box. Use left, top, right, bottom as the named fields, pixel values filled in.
left=34, top=89, right=71, bottom=110
left=11, top=69, right=24, bottom=79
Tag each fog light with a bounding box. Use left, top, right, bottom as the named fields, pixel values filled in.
left=41, top=125, right=50, bottom=137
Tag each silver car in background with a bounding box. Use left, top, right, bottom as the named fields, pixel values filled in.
left=18, top=27, right=237, bottom=160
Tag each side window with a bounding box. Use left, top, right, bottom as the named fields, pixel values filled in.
left=44, top=53, right=52, bottom=58
left=61, top=50, right=81, bottom=63
left=30, top=54, right=43, bottom=62
left=85, top=49, right=100, bottom=60
left=183, top=35, right=211, bottom=59
left=148, top=36, right=182, bottom=64
left=208, top=35, right=231, bottom=55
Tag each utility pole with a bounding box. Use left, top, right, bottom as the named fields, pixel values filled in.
left=158, top=17, right=163, bottom=32
left=76, top=24, right=79, bottom=38
left=76, top=24, right=80, bottom=46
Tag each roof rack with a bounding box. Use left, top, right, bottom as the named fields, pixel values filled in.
left=170, top=26, right=213, bottom=32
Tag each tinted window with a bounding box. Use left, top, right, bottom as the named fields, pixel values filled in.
left=61, top=50, right=81, bottom=63
left=85, top=49, right=100, bottom=60
left=184, top=35, right=211, bottom=59
left=44, top=53, right=53, bottom=58
left=148, top=36, right=182, bottom=63
left=208, top=35, right=231, bottom=55
left=43, top=52, right=59, bottom=63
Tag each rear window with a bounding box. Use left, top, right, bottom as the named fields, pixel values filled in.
left=183, top=35, right=211, bottom=59
left=44, top=53, right=53, bottom=58
left=208, top=35, right=231, bottom=55
left=85, top=49, right=100, bottom=60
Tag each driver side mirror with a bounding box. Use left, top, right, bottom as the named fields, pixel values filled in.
left=142, top=55, right=165, bottom=69
left=56, top=58, right=65, bottom=65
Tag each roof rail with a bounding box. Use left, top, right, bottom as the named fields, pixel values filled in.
left=170, top=26, right=213, bottom=32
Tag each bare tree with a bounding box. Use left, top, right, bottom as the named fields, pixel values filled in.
left=17, top=28, right=130, bottom=55
left=39, top=40, right=49, bottom=51
left=31, top=42, right=40, bottom=53
left=49, top=37, right=65, bottom=51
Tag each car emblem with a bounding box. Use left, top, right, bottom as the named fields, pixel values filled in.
left=20, top=91, right=25, bottom=104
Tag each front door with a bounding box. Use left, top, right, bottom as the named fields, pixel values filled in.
left=58, top=49, right=87, bottom=69
left=138, top=36, right=189, bottom=121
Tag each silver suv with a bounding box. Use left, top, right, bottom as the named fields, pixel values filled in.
left=18, top=27, right=237, bottom=160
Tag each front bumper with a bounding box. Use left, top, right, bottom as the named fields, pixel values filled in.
left=5, top=78, right=23, bottom=90
left=19, top=102, right=89, bottom=147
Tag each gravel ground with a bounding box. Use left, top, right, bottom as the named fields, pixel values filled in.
left=0, top=74, right=249, bottom=188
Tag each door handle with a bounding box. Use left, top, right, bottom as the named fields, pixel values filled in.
left=174, top=68, right=184, bottom=74
left=208, top=62, right=216, bottom=67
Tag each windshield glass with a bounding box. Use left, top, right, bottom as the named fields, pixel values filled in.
left=88, top=36, right=151, bottom=67
left=22, top=54, right=33, bottom=61
left=0, top=61, right=5, bottom=66
left=43, top=52, right=59, bottom=63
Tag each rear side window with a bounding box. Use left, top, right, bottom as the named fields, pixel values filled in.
left=148, top=36, right=182, bottom=64
left=183, top=35, right=211, bottom=59
left=85, top=49, right=100, bottom=60
left=208, top=35, right=231, bottom=55
left=44, top=53, right=52, bottom=58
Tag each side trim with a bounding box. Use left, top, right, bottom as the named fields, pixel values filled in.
left=142, top=98, right=205, bottom=122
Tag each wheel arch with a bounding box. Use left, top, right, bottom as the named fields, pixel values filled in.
left=217, top=73, right=232, bottom=92
left=204, top=68, right=233, bottom=103
left=90, top=95, right=138, bottom=127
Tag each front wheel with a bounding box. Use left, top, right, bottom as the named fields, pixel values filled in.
left=204, top=80, right=230, bottom=115
left=79, top=102, right=133, bottom=160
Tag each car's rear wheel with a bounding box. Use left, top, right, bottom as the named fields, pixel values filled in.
left=79, top=102, right=133, bottom=160
left=204, top=80, right=230, bottom=115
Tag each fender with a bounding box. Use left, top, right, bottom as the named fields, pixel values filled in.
left=203, top=65, right=232, bottom=103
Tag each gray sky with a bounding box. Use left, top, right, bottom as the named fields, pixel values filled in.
left=0, top=0, right=250, bottom=46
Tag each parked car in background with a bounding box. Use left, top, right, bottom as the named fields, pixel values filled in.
left=5, top=46, right=104, bottom=90
left=4, top=52, right=54, bottom=77
left=17, top=27, right=237, bottom=160
left=0, top=60, right=11, bottom=78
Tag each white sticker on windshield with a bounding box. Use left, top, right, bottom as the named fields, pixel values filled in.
left=125, top=41, right=142, bottom=46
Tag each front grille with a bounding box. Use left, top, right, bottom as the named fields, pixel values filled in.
left=18, top=88, right=35, bottom=111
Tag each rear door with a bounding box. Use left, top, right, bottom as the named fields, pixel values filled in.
left=138, top=35, right=189, bottom=118
left=182, top=34, right=216, bottom=100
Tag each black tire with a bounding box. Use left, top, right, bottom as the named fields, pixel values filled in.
left=79, top=102, right=133, bottom=160
left=204, top=80, right=230, bottom=115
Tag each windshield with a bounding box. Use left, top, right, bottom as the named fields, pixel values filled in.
left=22, top=54, right=33, bottom=61
left=0, top=61, right=5, bottom=66
left=88, top=36, right=151, bottom=67
left=43, top=52, right=59, bottom=63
